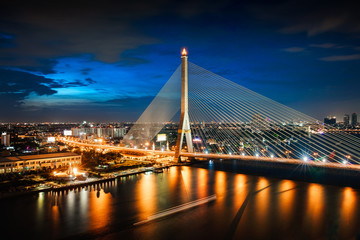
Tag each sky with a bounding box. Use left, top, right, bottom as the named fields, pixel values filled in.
left=0, top=0, right=360, bottom=122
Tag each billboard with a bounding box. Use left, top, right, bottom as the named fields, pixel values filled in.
left=47, top=137, right=55, bottom=143
left=156, top=134, right=167, bottom=142
left=64, top=130, right=72, bottom=136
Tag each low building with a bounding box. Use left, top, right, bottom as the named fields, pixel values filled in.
left=324, top=116, right=336, bottom=125
left=0, top=152, right=81, bottom=174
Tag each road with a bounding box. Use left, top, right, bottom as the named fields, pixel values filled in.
left=58, top=138, right=360, bottom=171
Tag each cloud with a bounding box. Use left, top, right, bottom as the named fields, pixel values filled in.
left=283, top=47, right=305, bottom=53
left=252, top=0, right=360, bottom=36
left=105, top=96, right=154, bottom=107
left=0, top=68, right=57, bottom=116
left=48, top=78, right=97, bottom=88
left=320, top=54, right=360, bottom=61
left=0, top=1, right=159, bottom=72
left=310, top=43, right=336, bottom=48
left=80, top=68, right=92, bottom=75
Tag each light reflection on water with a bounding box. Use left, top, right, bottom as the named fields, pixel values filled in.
left=89, top=188, right=111, bottom=230
left=339, top=187, right=358, bottom=238
left=254, top=178, right=270, bottom=239
left=278, top=180, right=295, bottom=227
left=2, top=166, right=360, bottom=239
left=305, top=183, right=324, bottom=237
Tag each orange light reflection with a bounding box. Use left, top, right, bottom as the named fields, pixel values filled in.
left=136, top=174, right=157, bottom=219
left=339, top=187, right=357, bottom=238
left=233, top=174, right=248, bottom=211
left=305, top=183, right=324, bottom=236
left=215, top=171, right=226, bottom=202
left=89, top=188, right=112, bottom=230
left=197, top=168, right=208, bottom=199
left=253, top=178, right=270, bottom=239
left=278, top=180, right=295, bottom=226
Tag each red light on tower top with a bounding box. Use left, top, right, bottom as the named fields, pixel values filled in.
left=181, top=48, right=187, bottom=56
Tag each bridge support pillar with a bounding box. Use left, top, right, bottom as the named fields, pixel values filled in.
left=174, top=48, right=193, bottom=162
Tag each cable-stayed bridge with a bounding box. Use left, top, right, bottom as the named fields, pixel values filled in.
left=122, top=49, right=360, bottom=168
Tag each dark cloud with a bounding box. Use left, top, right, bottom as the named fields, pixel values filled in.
left=0, top=68, right=57, bottom=117
left=0, top=32, right=15, bottom=48
left=85, top=78, right=96, bottom=84
left=105, top=96, right=154, bottom=107
left=309, top=43, right=337, bottom=49
left=0, top=0, right=244, bottom=71
left=80, top=68, right=92, bottom=75
left=283, top=47, right=306, bottom=53
left=320, top=54, right=360, bottom=61
left=252, top=0, right=360, bottom=36
left=0, top=1, right=158, bottom=72
left=48, top=78, right=97, bottom=88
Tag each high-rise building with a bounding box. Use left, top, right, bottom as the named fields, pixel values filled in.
left=324, top=116, right=336, bottom=125
left=352, top=113, right=357, bottom=126
left=71, top=127, right=127, bottom=138
left=344, top=114, right=350, bottom=127
left=1, top=132, right=10, bottom=146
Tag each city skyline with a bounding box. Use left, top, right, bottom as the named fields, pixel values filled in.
left=1, top=0, right=360, bottom=122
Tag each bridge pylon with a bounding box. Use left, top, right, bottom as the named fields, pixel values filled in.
left=174, top=48, right=193, bottom=162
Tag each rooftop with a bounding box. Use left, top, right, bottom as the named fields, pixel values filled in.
left=0, top=152, right=80, bottom=162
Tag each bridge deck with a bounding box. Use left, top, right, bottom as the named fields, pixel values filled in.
left=60, top=139, right=360, bottom=172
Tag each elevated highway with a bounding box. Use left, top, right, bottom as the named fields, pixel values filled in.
left=59, top=138, right=360, bottom=172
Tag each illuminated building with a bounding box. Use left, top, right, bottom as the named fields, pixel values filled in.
left=344, top=114, right=350, bottom=127
left=351, top=113, right=357, bottom=126
left=324, top=116, right=336, bottom=125
left=71, top=127, right=127, bottom=138
left=1, top=132, right=10, bottom=146
left=0, top=152, right=81, bottom=174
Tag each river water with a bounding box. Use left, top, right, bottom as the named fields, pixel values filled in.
left=2, top=164, right=360, bottom=239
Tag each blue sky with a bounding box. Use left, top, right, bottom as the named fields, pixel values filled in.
left=0, top=0, right=360, bottom=122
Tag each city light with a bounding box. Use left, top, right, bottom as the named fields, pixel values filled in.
left=181, top=48, right=187, bottom=56
left=303, top=156, right=309, bottom=162
left=270, top=154, right=274, bottom=158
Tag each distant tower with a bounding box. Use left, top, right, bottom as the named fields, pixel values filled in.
left=352, top=113, right=357, bottom=126
left=174, top=48, right=194, bottom=161
left=344, top=114, right=350, bottom=127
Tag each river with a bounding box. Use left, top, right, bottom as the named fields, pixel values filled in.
left=2, top=163, right=360, bottom=239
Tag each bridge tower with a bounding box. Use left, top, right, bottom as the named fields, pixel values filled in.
left=174, top=48, right=194, bottom=162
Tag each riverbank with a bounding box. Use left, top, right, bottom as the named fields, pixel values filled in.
left=0, top=163, right=186, bottom=200
left=192, top=158, right=360, bottom=188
